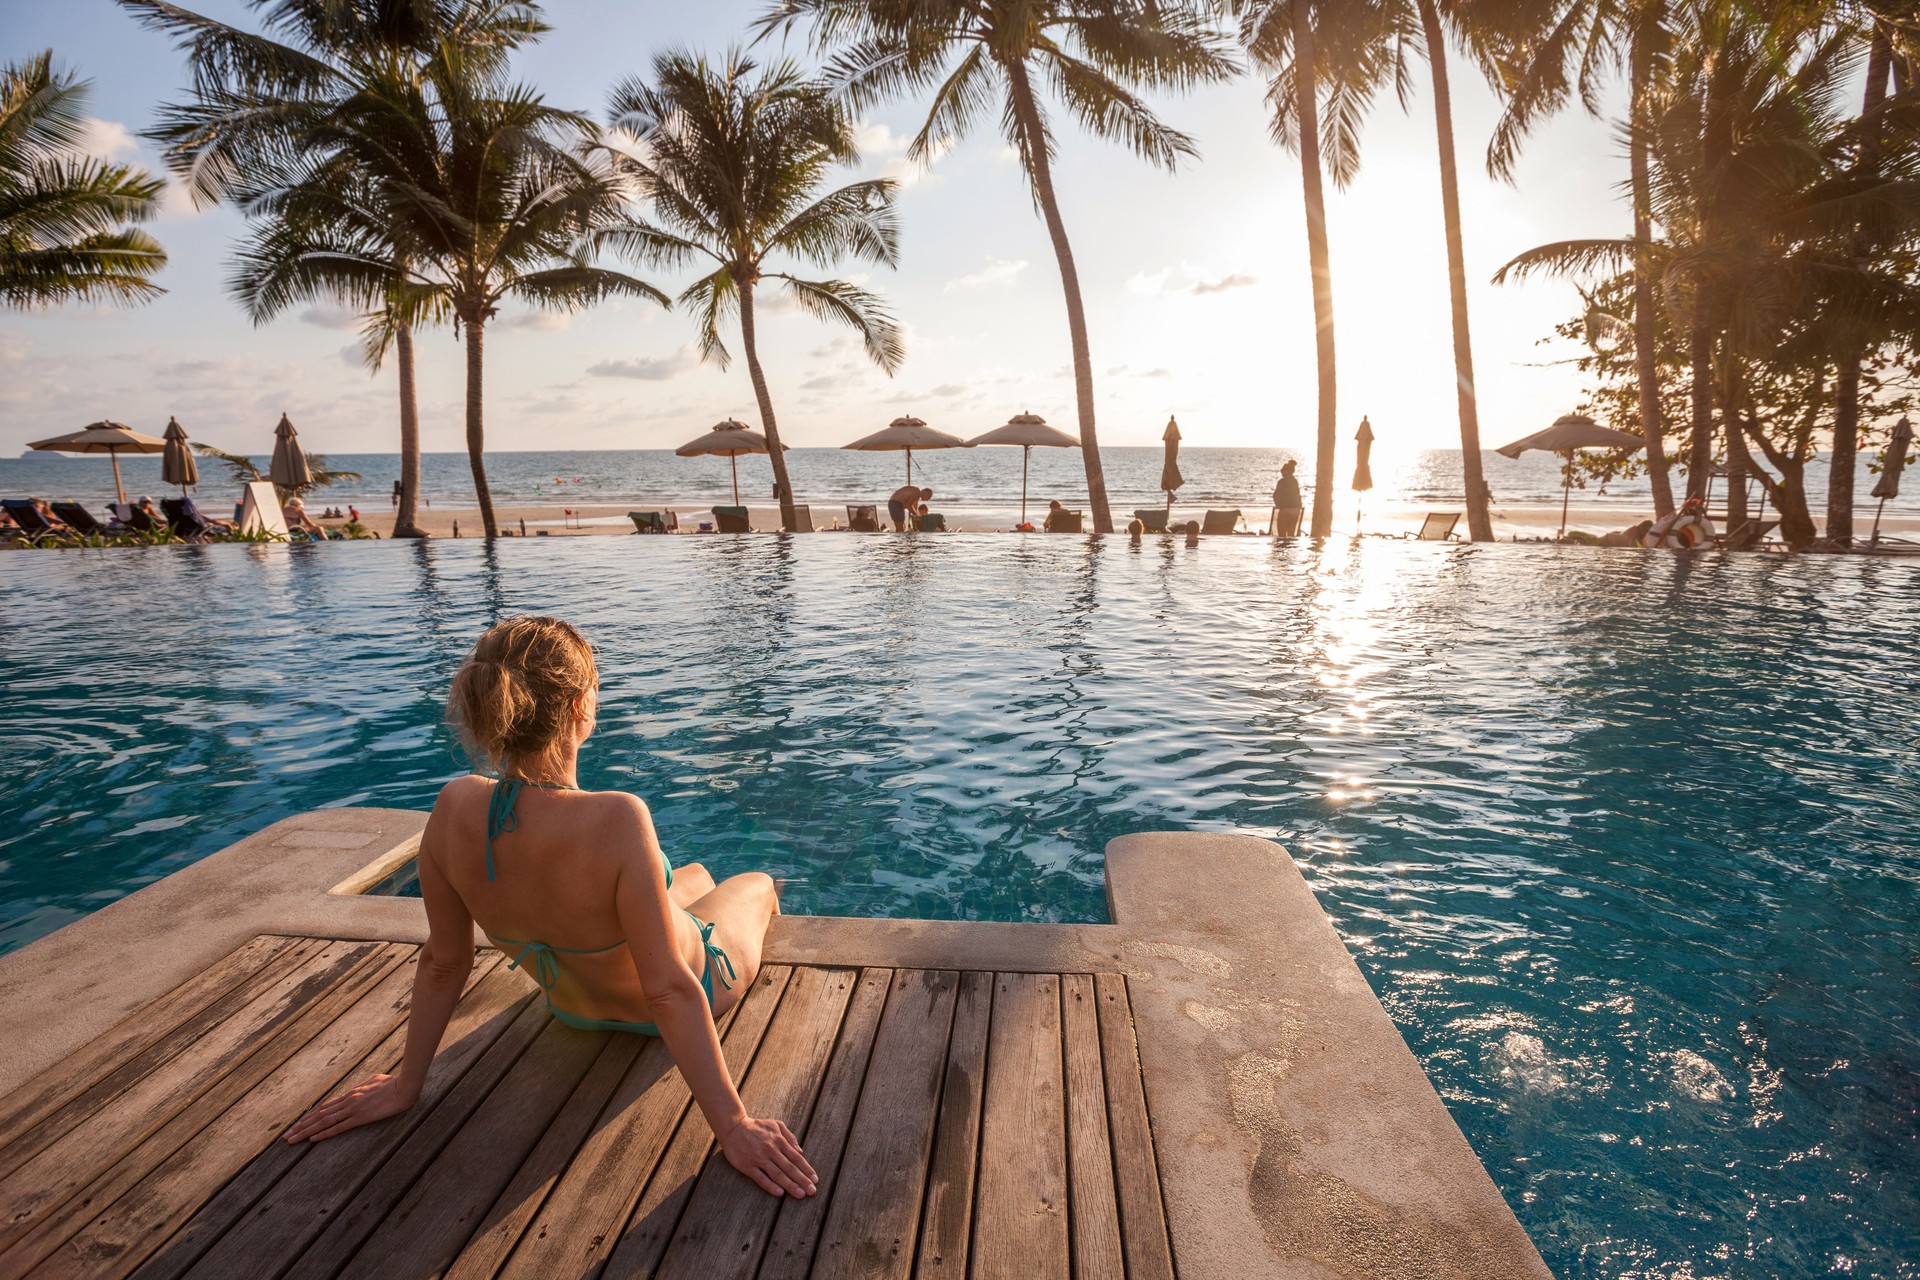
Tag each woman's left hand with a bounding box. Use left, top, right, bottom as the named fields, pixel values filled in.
left=283, top=1073, right=416, bottom=1143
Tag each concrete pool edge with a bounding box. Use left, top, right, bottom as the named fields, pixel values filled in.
left=0, top=808, right=1550, bottom=1278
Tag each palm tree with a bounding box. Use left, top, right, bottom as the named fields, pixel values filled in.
left=229, top=43, right=667, bottom=538
left=0, top=52, right=167, bottom=309
left=124, top=0, right=546, bottom=538
left=600, top=49, right=904, bottom=533
left=1491, top=0, right=1682, bottom=514
left=760, top=0, right=1234, bottom=535
left=194, top=442, right=363, bottom=491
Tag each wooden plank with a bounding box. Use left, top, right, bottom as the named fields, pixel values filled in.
left=438, top=1030, right=648, bottom=1280
left=1060, top=974, right=1124, bottom=1280
left=1093, top=973, right=1173, bottom=1280
left=637, top=965, right=858, bottom=1280
left=325, top=1017, right=609, bottom=1280
left=497, top=965, right=791, bottom=1280
left=970, top=973, right=1068, bottom=1280
left=147, top=960, right=536, bottom=1280
left=0, top=936, right=298, bottom=1158
left=798, top=967, right=954, bottom=1280
left=0, top=940, right=379, bottom=1264
left=912, top=969, right=992, bottom=1280
left=0, top=937, right=327, bottom=1181
left=26, top=947, right=431, bottom=1280
left=756, top=967, right=894, bottom=1280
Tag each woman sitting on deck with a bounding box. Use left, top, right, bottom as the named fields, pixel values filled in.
left=284, top=616, right=816, bottom=1200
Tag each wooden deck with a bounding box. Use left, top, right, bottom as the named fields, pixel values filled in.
left=0, top=934, right=1173, bottom=1280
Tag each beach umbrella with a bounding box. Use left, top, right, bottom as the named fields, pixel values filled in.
left=968, top=411, right=1079, bottom=526
left=160, top=416, right=198, bottom=493
left=26, top=419, right=167, bottom=504
left=1495, top=413, right=1645, bottom=539
left=1869, top=416, right=1911, bottom=546
left=676, top=417, right=782, bottom=506
left=1159, top=416, right=1183, bottom=518
left=842, top=415, right=973, bottom=487
left=1352, top=416, right=1375, bottom=530
left=269, top=413, right=313, bottom=491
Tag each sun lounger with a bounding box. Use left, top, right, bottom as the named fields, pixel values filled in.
left=711, top=505, right=751, bottom=533
left=162, top=497, right=217, bottom=541
left=917, top=512, right=948, bottom=532
left=1, top=499, right=63, bottom=543
left=628, top=510, right=678, bottom=534
left=1133, top=508, right=1169, bottom=533
left=788, top=504, right=814, bottom=532
left=1047, top=510, right=1085, bottom=533
left=50, top=502, right=112, bottom=537
left=1416, top=512, right=1462, bottom=541
left=846, top=504, right=880, bottom=532
left=1200, top=509, right=1241, bottom=535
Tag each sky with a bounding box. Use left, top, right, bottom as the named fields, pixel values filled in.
left=2, top=0, right=1636, bottom=459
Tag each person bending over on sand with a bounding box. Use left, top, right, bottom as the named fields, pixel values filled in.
left=889, top=484, right=930, bottom=531
left=283, top=616, right=816, bottom=1200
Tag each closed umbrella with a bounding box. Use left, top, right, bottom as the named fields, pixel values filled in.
left=1159, top=416, right=1183, bottom=520
left=842, top=415, right=973, bottom=487
left=676, top=418, right=782, bottom=506
left=26, top=420, right=166, bottom=505
left=968, top=411, right=1079, bottom=526
left=161, top=416, right=198, bottom=494
left=269, top=413, right=313, bottom=491
left=1496, top=413, right=1645, bottom=539
left=1352, top=416, right=1375, bottom=530
left=1869, top=415, right=1912, bottom=546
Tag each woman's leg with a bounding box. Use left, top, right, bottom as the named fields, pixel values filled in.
left=668, top=862, right=715, bottom=911
left=688, top=872, right=779, bottom=1018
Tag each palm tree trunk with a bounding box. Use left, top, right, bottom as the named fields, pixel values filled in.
left=393, top=320, right=426, bottom=538
left=739, top=278, right=798, bottom=531
left=1687, top=320, right=1713, bottom=499
left=1825, top=28, right=1894, bottom=545
left=1004, top=58, right=1113, bottom=534
left=1293, top=0, right=1339, bottom=539
left=463, top=315, right=498, bottom=539
left=1628, top=26, right=1676, bottom=518
left=1417, top=0, right=1490, bottom=542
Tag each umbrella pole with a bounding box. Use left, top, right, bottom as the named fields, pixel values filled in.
left=906, top=449, right=912, bottom=489
left=1021, top=446, right=1030, bottom=527
left=730, top=454, right=740, bottom=506
left=111, top=449, right=126, bottom=505
left=1871, top=496, right=1886, bottom=546
left=1559, top=453, right=1572, bottom=539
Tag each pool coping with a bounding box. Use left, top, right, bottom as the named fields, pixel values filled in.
left=0, top=807, right=1550, bottom=1278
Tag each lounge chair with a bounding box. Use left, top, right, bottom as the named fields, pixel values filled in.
left=1200, top=509, right=1241, bottom=535
left=1132, top=508, right=1169, bottom=533
left=628, top=510, right=678, bottom=534
left=846, top=504, right=880, bottom=532
left=787, top=504, right=814, bottom=532
left=711, top=505, right=751, bottom=533
left=1047, top=510, right=1085, bottom=533
left=1, top=499, right=63, bottom=544
left=1416, top=512, right=1461, bottom=541
left=50, top=502, right=112, bottom=537
left=162, top=497, right=219, bottom=541
left=116, top=503, right=164, bottom=535
left=917, top=512, right=948, bottom=532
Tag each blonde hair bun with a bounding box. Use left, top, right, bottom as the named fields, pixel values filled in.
left=448, top=616, right=597, bottom=774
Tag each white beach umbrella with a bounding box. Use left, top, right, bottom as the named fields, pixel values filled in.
left=842, top=415, right=973, bottom=487
left=27, top=419, right=166, bottom=504
left=1495, top=413, right=1645, bottom=539
left=1869, top=416, right=1912, bottom=546
left=676, top=418, right=783, bottom=506
left=968, top=411, right=1078, bottom=525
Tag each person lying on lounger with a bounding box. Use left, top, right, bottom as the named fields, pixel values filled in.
left=283, top=616, right=815, bottom=1200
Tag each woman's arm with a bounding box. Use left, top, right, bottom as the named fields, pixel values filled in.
left=284, top=795, right=475, bottom=1143
left=611, top=797, right=816, bottom=1199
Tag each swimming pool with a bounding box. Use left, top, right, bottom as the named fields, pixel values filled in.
left=2, top=536, right=1915, bottom=1277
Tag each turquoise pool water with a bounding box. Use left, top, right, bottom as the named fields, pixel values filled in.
left=2, top=536, right=1915, bottom=1277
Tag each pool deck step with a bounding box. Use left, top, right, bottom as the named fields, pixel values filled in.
left=0, top=809, right=1552, bottom=1278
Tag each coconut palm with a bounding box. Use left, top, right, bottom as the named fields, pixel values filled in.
left=194, top=442, right=363, bottom=490
left=600, top=49, right=903, bottom=533
left=760, top=0, right=1234, bottom=535
left=228, top=42, right=668, bottom=539
left=0, top=52, right=167, bottom=309
left=124, top=0, right=547, bottom=538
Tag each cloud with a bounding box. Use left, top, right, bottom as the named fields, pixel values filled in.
left=499, top=311, right=571, bottom=332
left=79, top=118, right=140, bottom=161
left=1191, top=272, right=1256, bottom=295
left=300, top=303, right=362, bottom=331
left=337, top=343, right=365, bottom=367
left=586, top=344, right=699, bottom=381
left=800, top=373, right=840, bottom=391
left=1127, top=269, right=1171, bottom=297
left=945, top=258, right=1027, bottom=291
left=931, top=383, right=966, bottom=397
left=857, top=122, right=949, bottom=187
left=1142, top=367, right=1172, bottom=378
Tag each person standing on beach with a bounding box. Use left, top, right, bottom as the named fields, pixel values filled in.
left=888, top=485, right=930, bottom=531
left=1271, top=461, right=1303, bottom=537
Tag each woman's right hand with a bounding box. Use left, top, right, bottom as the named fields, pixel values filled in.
left=717, top=1114, right=818, bottom=1198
